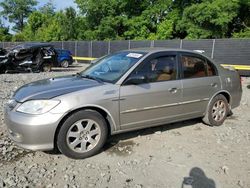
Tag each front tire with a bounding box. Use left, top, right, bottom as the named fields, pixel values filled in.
left=57, top=110, right=108, bottom=159
left=0, top=65, right=6, bottom=74
left=41, top=63, right=52, bottom=72
left=202, top=94, right=229, bottom=126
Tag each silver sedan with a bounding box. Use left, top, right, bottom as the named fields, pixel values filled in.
left=4, top=48, right=242, bottom=159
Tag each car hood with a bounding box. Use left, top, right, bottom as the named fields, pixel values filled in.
left=13, top=75, right=103, bottom=102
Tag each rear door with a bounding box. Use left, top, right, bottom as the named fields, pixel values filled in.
left=180, top=52, right=221, bottom=116
left=119, top=52, right=183, bottom=130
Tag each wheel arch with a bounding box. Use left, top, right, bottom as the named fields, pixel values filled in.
left=205, top=90, right=232, bottom=116
left=53, top=105, right=116, bottom=149
left=218, top=91, right=231, bottom=104
left=59, top=58, right=67, bottom=62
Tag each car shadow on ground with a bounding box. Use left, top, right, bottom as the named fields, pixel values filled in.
left=44, top=118, right=203, bottom=156
left=103, top=118, right=202, bottom=152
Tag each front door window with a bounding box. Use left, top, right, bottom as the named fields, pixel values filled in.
left=130, top=55, right=177, bottom=83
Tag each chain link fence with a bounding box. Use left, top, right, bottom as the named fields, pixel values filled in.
left=1, top=39, right=250, bottom=66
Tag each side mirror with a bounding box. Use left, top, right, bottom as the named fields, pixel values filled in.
left=124, top=75, right=146, bottom=85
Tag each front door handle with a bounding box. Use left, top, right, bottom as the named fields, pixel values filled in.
left=211, top=83, right=218, bottom=87
left=111, top=98, right=126, bottom=101
left=168, top=88, right=178, bottom=93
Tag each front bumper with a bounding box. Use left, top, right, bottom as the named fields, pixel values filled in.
left=4, top=106, right=64, bottom=151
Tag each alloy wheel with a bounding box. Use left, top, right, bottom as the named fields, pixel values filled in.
left=66, top=119, right=101, bottom=153
left=212, top=100, right=226, bottom=122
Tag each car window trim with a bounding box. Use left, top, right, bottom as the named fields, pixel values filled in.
left=205, top=58, right=218, bottom=76
left=121, top=51, right=179, bottom=86
left=179, top=52, right=213, bottom=79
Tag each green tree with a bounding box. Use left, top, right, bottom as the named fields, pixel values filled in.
left=75, top=16, right=88, bottom=40
left=154, top=10, right=179, bottom=40
left=8, top=0, right=250, bottom=41
left=19, top=11, right=46, bottom=41
left=232, top=0, right=250, bottom=37
left=32, top=11, right=63, bottom=41
left=176, top=0, right=240, bottom=39
left=16, top=1, right=57, bottom=41
left=76, top=0, right=129, bottom=40
left=123, top=0, right=173, bottom=40
left=75, top=0, right=174, bottom=40
left=18, top=6, right=88, bottom=41
left=0, top=21, right=12, bottom=41
left=60, top=7, right=78, bottom=40
left=0, top=0, right=37, bottom=31
left=233, top=28, right=250, bottom=38
left=39, top=0, right=55, bottom=16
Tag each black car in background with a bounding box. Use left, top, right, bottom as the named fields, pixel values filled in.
left=0, top=48, right=7, bottom=62
left=0, top=43, right=57, bottom=74
left=0, top=48, right=7, bottom=56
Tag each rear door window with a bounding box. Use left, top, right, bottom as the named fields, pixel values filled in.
left=181, top=55, right=216, bottom=78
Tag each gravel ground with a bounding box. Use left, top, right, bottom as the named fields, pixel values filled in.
left=0, top=63, right=249, bottom=188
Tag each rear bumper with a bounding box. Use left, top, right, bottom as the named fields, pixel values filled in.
left=67, top=57, right=73, bottom=64
left=231, top=86, right=242, bottom=109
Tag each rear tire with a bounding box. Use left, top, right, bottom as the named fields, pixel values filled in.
left=57, top=110, right=108, bottom=159
left=61, top=60, right=69, bottom=68
left=202, top=94, right=229, bottom=126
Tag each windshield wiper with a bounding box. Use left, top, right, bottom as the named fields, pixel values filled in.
left=79, top=74, right=103, bottom=83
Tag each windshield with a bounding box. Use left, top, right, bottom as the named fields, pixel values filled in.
left=80, top=51, right=146, bottom=83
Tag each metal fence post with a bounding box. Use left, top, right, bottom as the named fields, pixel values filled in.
left=128, top=40, right=131, bottom=50
left=75, top=41, right=78, bottom=63
left=211, top=39, right=215, bottom=59
left=180, top=40, right=183, bottom=49
left=90, top=41, right=93, bottom=58
left=151, top=40, right=154, bottom=47
left=62, top=41, right=64, bottom=49
left=108, top=41, right=111, bottom=54
left=75, top=41, right=77, bottom=57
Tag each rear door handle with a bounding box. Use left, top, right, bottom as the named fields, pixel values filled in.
left=168, top=88, right=178, bottom=93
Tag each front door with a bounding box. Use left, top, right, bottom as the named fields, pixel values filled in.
left=119, top=52, right=183, bottom=130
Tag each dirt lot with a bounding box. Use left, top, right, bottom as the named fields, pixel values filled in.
left=0, top=63, right=249, bottom=188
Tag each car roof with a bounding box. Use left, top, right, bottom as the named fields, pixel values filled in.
left=125, top=47, right=204, bottom=55
left=55, top=48, right=70, bottom=51
left=12, top=42, right=53, bottom=50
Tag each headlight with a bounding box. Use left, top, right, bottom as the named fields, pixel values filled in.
left=6, top=99, right=17, bottom=110
left=16, top=100, right=60, bottom=115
